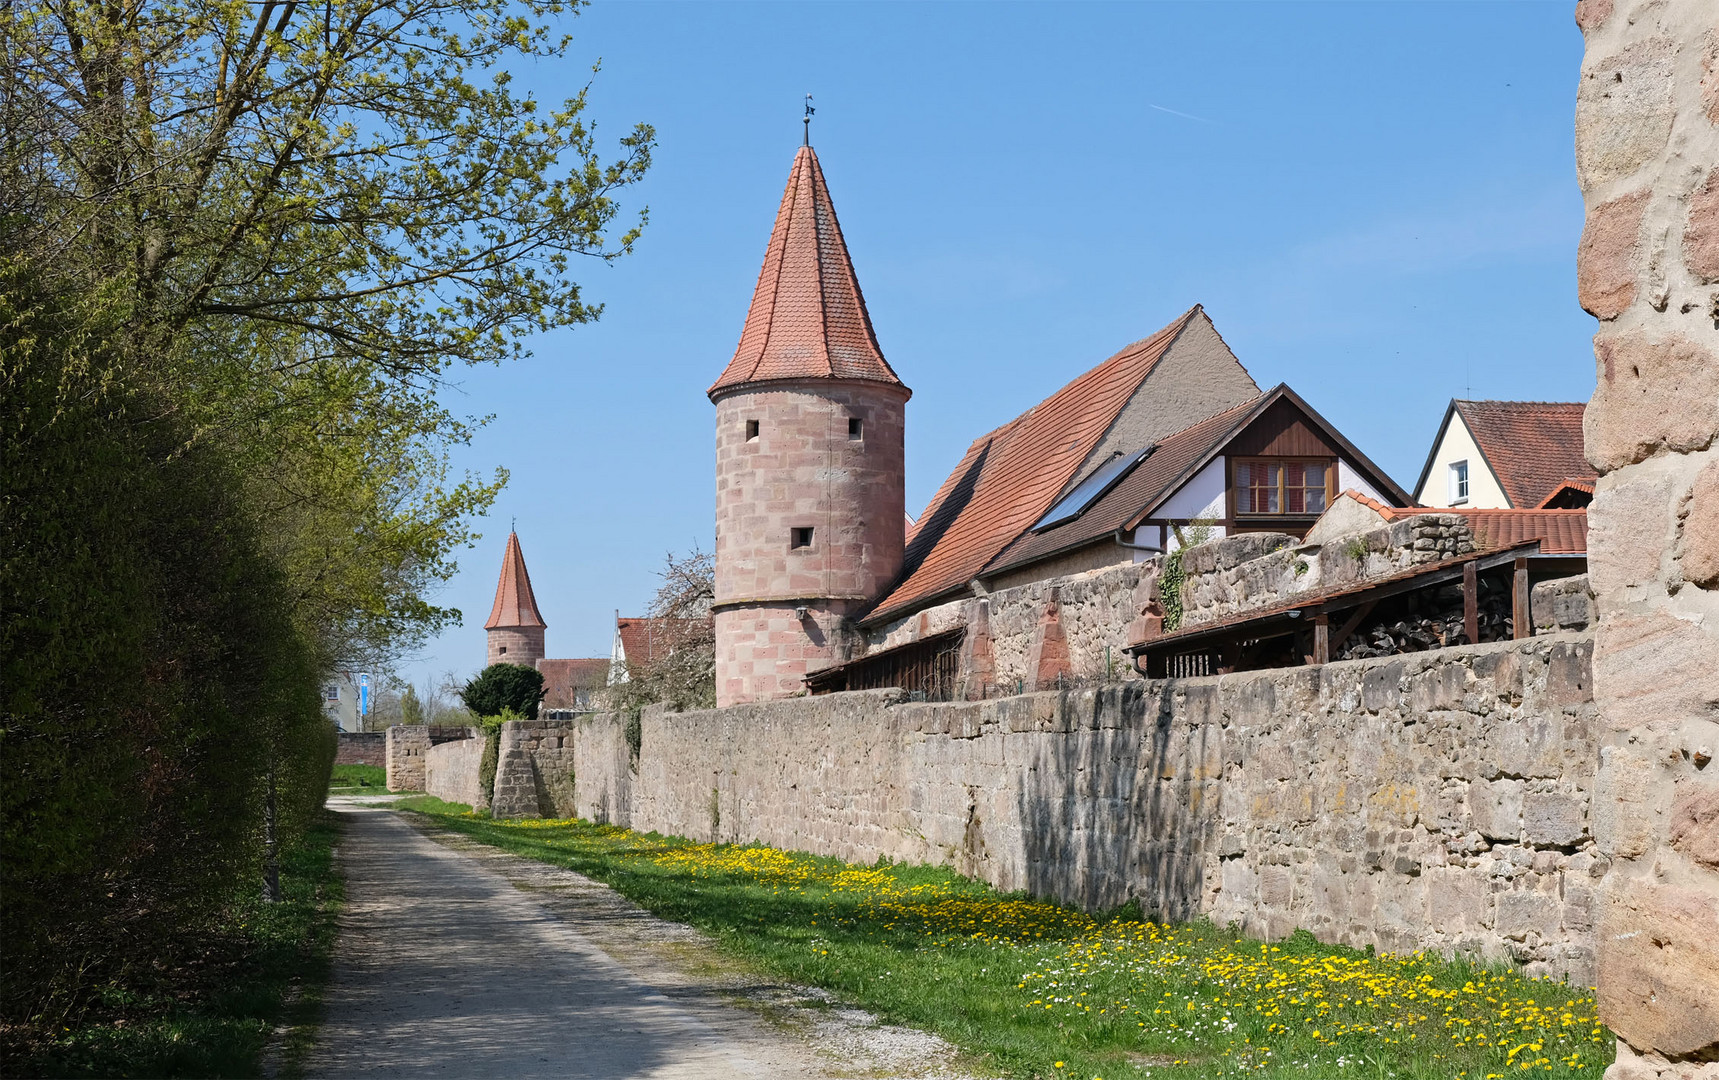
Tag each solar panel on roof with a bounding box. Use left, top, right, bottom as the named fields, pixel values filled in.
left=1030, top=446, right=1154, bottom=533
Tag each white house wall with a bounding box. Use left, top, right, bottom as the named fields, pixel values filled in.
left=1337, top=461, right=1391, bottom=505
left=1415, top=416, right=1510, bottom=508
left=1152, top=457, right=1229, bottom=554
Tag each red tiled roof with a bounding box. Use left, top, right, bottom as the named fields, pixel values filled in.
left=484, top=532, right=546, bottom=630
left=865, top=309, right=1203, bottom=623
left=1454, top=400, right=1591, bottom=509
left=708, top=146, right=906, bottom=398
left=1338, top=491, right=1588, bottom=556
left=1458, top=509, right=1589, bottom=555
left=1537, top=478, right=1595, bottom=508
left=536, top=658, right=609, bottom=708
left=985, top=397, right=1262, bottom=573
left=616, top=617, right=709, bottom=667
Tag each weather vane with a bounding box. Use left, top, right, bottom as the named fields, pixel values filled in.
left=803, top=93, right=815, bottom=146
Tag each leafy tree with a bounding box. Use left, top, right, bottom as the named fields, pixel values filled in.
left=603, top=547, right=715, bottom=714
left=399, top=684, right=425, bottom=726
left=1, top=0, right=654, bottom=665
left=461, top=663, right=545, bottom=721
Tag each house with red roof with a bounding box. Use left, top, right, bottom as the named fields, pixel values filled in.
left=868, top=380, right=1413, bottom=631
left=1412, top=400, right=1593, bottom=510
left=707, top=138, right=1426, bottom=702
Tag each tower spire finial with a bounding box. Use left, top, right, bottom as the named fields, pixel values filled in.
left=803, top=93, right=814, bottom=146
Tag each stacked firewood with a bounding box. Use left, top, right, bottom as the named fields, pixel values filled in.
left=1335, top=582, right=1513, bottom=661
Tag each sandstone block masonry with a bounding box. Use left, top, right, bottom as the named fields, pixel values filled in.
left=425, top=736, right=488, bottom=812
left=385, top=725, right=473, bottom=792
left=483, top=637, right=1604, bottom=984
left=336, top=732, right=385, bottom=766
left=489, top=719, right=581, bottom=820
left=1576, top=0, right=1719, bottom=1075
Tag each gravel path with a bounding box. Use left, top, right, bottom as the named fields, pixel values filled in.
left=305, top=800, right=986, bottom=1079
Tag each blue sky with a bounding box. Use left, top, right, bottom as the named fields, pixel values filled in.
left=402, top=0, right=1594, bottom=692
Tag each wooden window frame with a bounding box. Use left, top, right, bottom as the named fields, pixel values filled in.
left=1230, top=457, right=1338, bottom=518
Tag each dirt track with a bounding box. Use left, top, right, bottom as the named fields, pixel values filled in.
left=305, top=800, right=984, bottom=1079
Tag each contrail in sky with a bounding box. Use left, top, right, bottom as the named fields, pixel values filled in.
left=1147, top=103, right=1212, bottom=123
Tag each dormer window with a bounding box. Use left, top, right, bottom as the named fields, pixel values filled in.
left=1236, top=459, right=1334, bottom=515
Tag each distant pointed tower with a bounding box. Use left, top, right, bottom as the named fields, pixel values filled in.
left=709, top=144, right=910, bottom=707
left=484, top=531, right=547, bottom=667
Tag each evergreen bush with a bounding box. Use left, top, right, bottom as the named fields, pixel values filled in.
left=460, top=664, right=545, bottom=721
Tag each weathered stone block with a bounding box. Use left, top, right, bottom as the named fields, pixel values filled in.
left=1497, top=890, right=1562, bottom=941
left=1579, top=189, right=1651, bottom=318
left=1594, top=613, right=1719, bottom=732
left=1427, top=867, right=1492, bottom=932
left=1668, top=786, right=1719, bottom=870
left=1679, top=460, right=1719, bottom=590
left=1587, top=332, right=1719, bottom=473
left=1472, top=778, right=1524, bottom=842
left=1597, top=883, right=1719, bottom=1058
left=1686, top=168, right=1719, bottom=284
left=1589, top=472, right=1678, bottom=596
left=1523, top=791, right=1588, bottom=848
left=1549, top=638, right=1596, bottom=705
left=1362, top=662, right=1404, bottom=713
left=1575, top=37, right=1677, bottom=189
left=1594, top=745, right=1671, bottom=861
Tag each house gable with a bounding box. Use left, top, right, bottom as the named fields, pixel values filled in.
left=982, top=385, right=1410, bottom=580
left=865, top=306, right=1260, bottom=625
left=1414, top=404, right=1512, bottom=508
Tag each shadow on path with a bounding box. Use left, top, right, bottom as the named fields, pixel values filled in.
left=307, top=801, right=981, bottom=1080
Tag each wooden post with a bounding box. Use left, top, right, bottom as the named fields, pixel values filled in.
left=1313, top=613, right=1330, bottom=665
left=1219, top=639, right=1241, bottom=674
left=1463, top=560, right=1480, bottom=645
left=1513, top=557, right=1531, bottom=640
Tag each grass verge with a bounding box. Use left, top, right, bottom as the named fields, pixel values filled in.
left=401, top=806, right=1610, bottom=1080
left=8, top=813, right=345, bottom=1079
left=327, top=763, right=386, bottom=796
left=392, top=794, right=475, bottom=815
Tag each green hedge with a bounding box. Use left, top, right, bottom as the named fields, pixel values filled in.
left=0, top=268, right=334, bottom=1032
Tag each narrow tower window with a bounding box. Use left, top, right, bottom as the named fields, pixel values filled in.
left=498, top=645, right=508, bottom=654
left=791, top=527, right=814, bottom=550
left=745, top=419, right=760, bottom=441
left=848, top=417, right=863, bottom=440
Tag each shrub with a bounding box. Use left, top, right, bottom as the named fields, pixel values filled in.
left=460, top=664, right=545, bottom=721
left=0, top=269, right=334, bottom=1029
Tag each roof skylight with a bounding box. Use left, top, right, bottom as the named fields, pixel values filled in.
left=1031, top=446, right=1154, bottom=533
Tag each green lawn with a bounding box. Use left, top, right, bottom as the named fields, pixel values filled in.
left=328, top=763, right=386, bottom=795
left=11, top=814, right=344, bottom=1079
left=401, top=806, right=1610, bottom=1080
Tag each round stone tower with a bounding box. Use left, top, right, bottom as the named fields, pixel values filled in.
left=484, top=530, right=546, bottom=667
left=709, top=144, right=910, bottom=706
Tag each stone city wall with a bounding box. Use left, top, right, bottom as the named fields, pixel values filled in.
left=1575, top=0, right=1719, bottom=1073
left=1178, top=515, right=1476, bottom=629
left=858, top=516, right=1481, bottom=698
left=529, top=635, right=1606, bottom=983
left=868, top=560, right=1154, bottom=689
left=335, top=732, right=385, bottom=766
left=489, top=719, right=581, bottom=820
left=425, top=737, right=488, bottom=812
left=385, top=725, right=474, bottom=792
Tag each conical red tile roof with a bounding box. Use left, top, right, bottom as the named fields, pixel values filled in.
left=709, top=145, right=907, bottom=399
left=484, top=532, right=546, bottom=630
